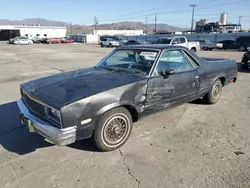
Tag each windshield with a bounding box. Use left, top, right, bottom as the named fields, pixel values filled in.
left=96, top=49, right=160, bottom=75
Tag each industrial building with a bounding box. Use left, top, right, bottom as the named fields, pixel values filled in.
left=93, top=29, right=144, bottom=36
left=0, top=25, right=67, bottom=41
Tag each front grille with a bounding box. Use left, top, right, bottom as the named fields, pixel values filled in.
left=23, top=93, right=45, bottom=116
left=21, top=91, right=61, bottom=128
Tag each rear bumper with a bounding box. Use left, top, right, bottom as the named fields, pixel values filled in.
left=17, top=99, right=77, bottom=146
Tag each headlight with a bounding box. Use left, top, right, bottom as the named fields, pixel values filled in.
left=44, top=106, right=61, bottom=122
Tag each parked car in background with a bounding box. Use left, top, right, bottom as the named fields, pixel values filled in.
left=152, top=36, right=200, bottom=52
left=32, top=36, right=42, bottom=43
left=17, top=45, right=238, bottom=152
left=217, top=40, right=237, bottom=50
left=61, top=37, right=74, bottom=43
left=235, top=36, right=250, bottom=51
left=13, top=38, right=33, bottom=45
left=99, top=38, right=120, bottom=47
left=122, top=40, right=147, bottom=46
left=240, top=47, right=250, bottom=69
left=197, top=40, right=223, bottom=50
left=45, top=38, right=62, bottom=44
left=100, top=36, right=128, bottom=45
left=9, top=36, right=27, bottom=44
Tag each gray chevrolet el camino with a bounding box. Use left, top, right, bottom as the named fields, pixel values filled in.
left=18, top=45, right=238, bottom=151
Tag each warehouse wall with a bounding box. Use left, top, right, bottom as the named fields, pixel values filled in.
left=19, top=27, right=66, bottom=38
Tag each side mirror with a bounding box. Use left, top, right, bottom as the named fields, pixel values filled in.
left=172, top=41, right=177, bottom=45
left=160, top=69, right=175, bottom=77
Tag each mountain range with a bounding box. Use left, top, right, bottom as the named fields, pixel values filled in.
left=0, top=18, right=185, bottom=34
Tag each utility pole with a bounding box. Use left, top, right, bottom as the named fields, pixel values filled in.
left=154, top=13, right=157, bottom=34
left=190, top=4, right=197, bottom=32
left=69, top=22, right=72, bottom=35
left=145, top=17, right=148, bottom=34
left=94, top=16, right=98, bottom=35
left=238, top=16, right=242, bottom=25
left=238, top=16, right=242, bottom=31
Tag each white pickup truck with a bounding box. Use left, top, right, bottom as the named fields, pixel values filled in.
left=99, top=38, right=120, bottom=48
left=152, top=36, right=200, bottom=52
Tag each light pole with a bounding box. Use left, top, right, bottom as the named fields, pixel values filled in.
left=190, top=4, right=197, bottom=32
left=145, top=17, right=148, bottom=34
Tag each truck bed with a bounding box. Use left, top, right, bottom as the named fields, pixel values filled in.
left=202, top=57, right=229, bottom=61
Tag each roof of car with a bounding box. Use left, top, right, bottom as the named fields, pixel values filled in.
left=118, top=44, right=190, bottom=50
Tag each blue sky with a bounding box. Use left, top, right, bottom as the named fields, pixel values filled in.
left=1, top=0, right=250, bottom=28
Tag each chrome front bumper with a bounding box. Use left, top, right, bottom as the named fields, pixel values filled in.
left=17, top=99, right=77, bottom=146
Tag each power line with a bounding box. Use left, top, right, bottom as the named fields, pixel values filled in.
left=97, top=0, right=218, bottom=19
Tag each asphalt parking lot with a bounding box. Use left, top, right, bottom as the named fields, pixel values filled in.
left=0, top=42, right=250, bottom=188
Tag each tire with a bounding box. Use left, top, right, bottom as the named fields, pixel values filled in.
left=203, top=79, right=222, bottom=104
left=100, top=43, right=104, bottom=47
left=241, top=57, right=249, bottom=70
left=93, top=107, right=133, bottom=152
left=239, top=45, right=246, bottom=52
left=203, top=47, right=208, bottom=51
left=108, top=43, right=113, bottom=48
left=191, top=47, right=196, bottom=53
left=241, top=64, right=248, bottom=70
left=209, top=48, right=213, bottom=51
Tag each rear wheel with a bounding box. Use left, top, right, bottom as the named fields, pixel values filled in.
left=191, top=47, right=196, bottom=53
left=93, top=107, right=133, bottom=151
left=239, top=45, right=246, bottom=52
left=203, top=79, right=222, bottom=104
left=100, top=43, right=104, bottom=47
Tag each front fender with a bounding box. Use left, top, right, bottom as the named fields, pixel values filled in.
left=95, top=101, right=137, bottom=117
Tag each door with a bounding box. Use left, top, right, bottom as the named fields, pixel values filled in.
left=144, top=49, right=200, bottom=113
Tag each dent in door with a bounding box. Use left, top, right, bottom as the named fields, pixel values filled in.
left=145, top=77, right=175, bottom=112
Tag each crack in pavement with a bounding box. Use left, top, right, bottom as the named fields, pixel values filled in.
left=156, top=104, right=188, bottom=133
left=119, top=149, right=140, bottom=188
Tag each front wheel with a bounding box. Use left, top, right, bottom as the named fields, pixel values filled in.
left=241, top=57, right=249, bottom=70
left=108, top=43, right=113, bottom=48
left=93, top=107, right=133, bottom=151
left=203, top=79, right=222, bottom=104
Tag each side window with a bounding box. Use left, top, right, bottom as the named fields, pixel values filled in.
left=172, top=38, right=179, bottom=44
left=179, top=38, right=186, bottom=44
left=182, top=50, right=200, bottom=68
left=155, top=50, right=194, bottom=75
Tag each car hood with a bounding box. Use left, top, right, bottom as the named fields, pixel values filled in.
left=22, top=67, right=145, bottom=106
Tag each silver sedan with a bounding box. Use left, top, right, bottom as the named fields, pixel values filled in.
left=14, top=38, right=33, bottom=45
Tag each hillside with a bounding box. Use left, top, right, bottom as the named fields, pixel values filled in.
left=0, top=18, right=185, bottom=34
